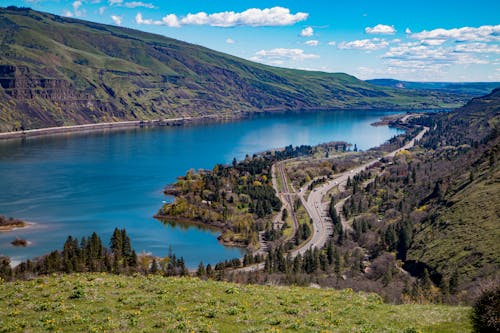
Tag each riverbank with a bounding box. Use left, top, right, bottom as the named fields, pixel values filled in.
left=0, top=108, right=421, bottom=142
left=0, top=111, right=250, bottom=141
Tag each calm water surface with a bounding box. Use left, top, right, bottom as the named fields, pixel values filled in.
left=0, top=110, right=403, bottom=267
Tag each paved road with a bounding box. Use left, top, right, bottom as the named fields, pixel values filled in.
left=238, top=126, right=428, bottom=270
left=291, top=126, right=429, bottom=256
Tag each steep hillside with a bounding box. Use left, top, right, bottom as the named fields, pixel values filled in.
left=0, top=273, right=471, bottom=332
left=407, top=89, right=500, bottom=294
left=0, top=7, right=465, bottom=132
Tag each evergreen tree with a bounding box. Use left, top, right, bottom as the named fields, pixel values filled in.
left=197, top=261, right=206, bottom=277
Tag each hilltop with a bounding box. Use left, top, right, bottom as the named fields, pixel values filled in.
left=0, top=273, right=471, bottom=332
left=0, top=6, right=466, bottom=132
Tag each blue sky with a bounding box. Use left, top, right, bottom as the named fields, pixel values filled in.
left=3, top=0, right=500, bottom=81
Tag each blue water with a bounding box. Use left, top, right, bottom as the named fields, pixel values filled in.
left=0, top=110, right=403, bottom=267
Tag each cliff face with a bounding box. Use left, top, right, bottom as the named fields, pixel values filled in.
left=0, top=7, right=467, bottom=132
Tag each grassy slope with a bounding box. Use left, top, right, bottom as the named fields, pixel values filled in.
left=0, top=7, right=466, bottom=132
left=408, top=89, right=500, bottom=288
left=0, top=273, right=471, bottom=332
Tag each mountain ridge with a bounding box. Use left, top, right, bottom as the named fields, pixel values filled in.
left=0, top=6, right=466, bottom=132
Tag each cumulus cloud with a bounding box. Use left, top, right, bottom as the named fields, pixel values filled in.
left=405, top=28, right=412, bottom=34
left=420, top=39, right=447, bottom=46
left=124, top=2, right=155, bottom=9
left=136, top=7, right=308, bottom=28
left=383, top=43, right=489, bottom=66
left=111, top=14, right=123, bottom=25
left=454, top=43, right=500, bottom=54
left=162, top=14, right=180, bottom=27
left=327, top=41, right=336, bottom=46
left=72, top=0, right=85, bottom=17
left=338, top=38, right=389, bottom=51
left=365, top=24, right=396, bottom=35
left=99, top=6, right=106, bottom=15
left=305, top=40, right=319, bottom=46
left=300, top=26, right=314, bottom=37
left=62, top=9, right=73, bottom=17
left=226, top=38, right=235, bottom=44
left=410, top=25, right=500, bottom=42
left=250, top=48, right=319, bottom=65
left=135, top=12, right=163, bottom=25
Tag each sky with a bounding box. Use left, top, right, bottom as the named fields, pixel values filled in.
left=3, top=0, right=500, bottom=82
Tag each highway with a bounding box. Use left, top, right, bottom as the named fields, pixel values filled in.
left=238, top=126, right=428, bottom=270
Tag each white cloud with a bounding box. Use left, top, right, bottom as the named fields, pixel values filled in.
left=365, top=24, right=396, bottom=35
left=124, top=2, right=155, bottom=9
left=420, top=39, right=447, bottom=46
left=98, top=6, right=106, bottom=15
left=226, top=38, right=235, bottom=44
left=162, top=14, right=181, bottom=27
left=305, top=40, right=319, bottom=46
left=250, top=48, right=319, bottom=65
left=108, top=0, right=155, bottom=8
left=327, top=41, right=336, bottom=46
left=135, top=12, right=163, bottom=25
left=383, top=43, right=489, bottom=66
left=410, top=25, right=500, bottom=42
left=300, top=26, right=314, bottom=37
left=405, top=28, right=412, bottom=34
left=62, top=9, right=73, bottom=17
left=454, top=43, right=500, bottom=54
left=72, top=0, right=85, bottom=17
left=136, top=7, right=308, bottom=27
left=111, top=14, right=123, bottom=25
left=338, top=38, right=389, bottom=51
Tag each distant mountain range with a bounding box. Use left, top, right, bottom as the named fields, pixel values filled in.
left=0, top=7, right=469, bottom=132
left=367, top=79, right=499, bottom=96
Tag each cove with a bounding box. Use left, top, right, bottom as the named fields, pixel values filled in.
left=0, top=110, right=404, bottom=267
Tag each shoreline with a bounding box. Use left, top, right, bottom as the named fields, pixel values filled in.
left=0, top=111, right=250, bottom=141
left=154, top=214, right=249, bottom=249
left=0, top=107, right=434, bottom=142
left=0, top=221, right=33, bottom=233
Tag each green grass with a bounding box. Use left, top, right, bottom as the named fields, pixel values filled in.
left=0, top=273, right=471, bottom=332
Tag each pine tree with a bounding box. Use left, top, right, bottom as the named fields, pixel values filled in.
left=197, top=261, right=206, bottom=277
left=110, top=228, right=123, bottom=258
left=150, top=258, right=158, bottom=274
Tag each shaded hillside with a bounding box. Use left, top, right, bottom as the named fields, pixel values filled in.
left=0, top=7, right=465, bottom=132
left=367, top=79, right=499, bottom=96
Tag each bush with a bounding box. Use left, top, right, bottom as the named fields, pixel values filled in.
left=471, top=286, right=500, bottom=333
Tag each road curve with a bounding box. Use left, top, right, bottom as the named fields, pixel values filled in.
left=237, top=126, right=428, bottom=270
left=290, top=126, right=428, bottom=257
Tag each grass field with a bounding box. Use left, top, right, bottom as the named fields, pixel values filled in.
left=0, top=273, right=471, bottom=332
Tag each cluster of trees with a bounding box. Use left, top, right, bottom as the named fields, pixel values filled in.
left=0, top=229, right=191, bottom=281
left=262, top=242, right=344, bottom=276
left=158, top=144, right=323, bottom=249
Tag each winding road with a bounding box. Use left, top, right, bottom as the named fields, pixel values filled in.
left=239, top=125, right=428, bottom=270
left=290, top=126, right=429, bottom=256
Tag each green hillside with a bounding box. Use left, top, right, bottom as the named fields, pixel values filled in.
left=0, top=7, right=465, bottom=132
left=0, top=273, right=471, bottom=332
left=407, top=89, right=500, bottom=292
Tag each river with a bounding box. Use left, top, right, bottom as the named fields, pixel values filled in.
left=0, top=110, right=404, bottom=267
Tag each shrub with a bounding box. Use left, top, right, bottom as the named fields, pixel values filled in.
left=471, top=286, right=500, bottom=333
